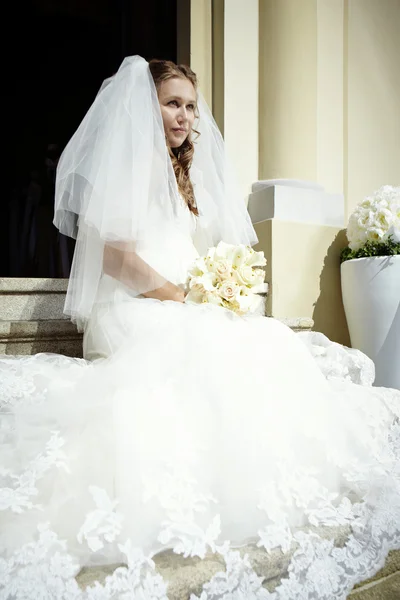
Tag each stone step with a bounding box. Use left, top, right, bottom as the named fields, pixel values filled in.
left=77, top=525, right=350, bottom=598
left=0, top=319, right=82, bottom=357
left=74, top=531, right=399, bottom=599
left=0, top=277, right=69, bottom=321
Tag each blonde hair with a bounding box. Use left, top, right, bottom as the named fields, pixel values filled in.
left=149, top=59, right=199, bottom=216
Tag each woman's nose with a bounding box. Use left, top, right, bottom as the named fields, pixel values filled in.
left=177, top=106, right=187, bottom=122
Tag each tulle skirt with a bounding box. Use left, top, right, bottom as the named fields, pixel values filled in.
left=1, top=296, right=400, bottom=599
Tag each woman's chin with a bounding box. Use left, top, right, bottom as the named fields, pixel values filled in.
left=168, top=135, right=187, bottom=148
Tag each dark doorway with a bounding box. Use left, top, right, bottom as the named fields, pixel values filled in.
left=3, top=0, right=177, bottom=278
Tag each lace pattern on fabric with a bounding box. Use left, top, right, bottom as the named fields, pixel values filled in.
left=1, top=340, right=399, bottom=600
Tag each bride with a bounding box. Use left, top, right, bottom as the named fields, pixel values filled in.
left=1, top=56, right=399, bottom=600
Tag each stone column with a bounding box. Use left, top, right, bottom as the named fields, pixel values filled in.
left=259, top=0, right=347, bottom=196
left=177, top=0, right=213, bottom=108
left=186, top=0, right=260, bottom=201
left=221, top=0, right=259, bottom=199
left=259, top=0, right=318, bottom=183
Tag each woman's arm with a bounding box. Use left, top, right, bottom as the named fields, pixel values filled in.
left=142, top=281, right=185, bottom=303
left=103, top=244, right=185, bottom=303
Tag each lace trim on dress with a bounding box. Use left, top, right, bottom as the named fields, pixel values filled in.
left=1, top=340, right=399, bottom=600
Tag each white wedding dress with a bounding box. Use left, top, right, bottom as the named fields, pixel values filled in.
left=1, top=198, right=400, bottom=600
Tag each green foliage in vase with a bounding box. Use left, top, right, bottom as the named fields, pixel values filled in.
left=340, top=235, right=400, bottom=263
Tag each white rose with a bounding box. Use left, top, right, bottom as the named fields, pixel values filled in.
left=218, top=280, right=240, bottom=302
left=347, top=213, right=368, bottom=250
left=347, top=186, right=400, bottom=250
left=375, top=207, right=394, bottom=231
left=215, top=259, right=232, bottom=280
left=204, top=256, right=232, bottom=278
left=235, top=266, right=267, bottom=292
left=234, top=265, right=256, bottom=286
left=367, top=227, right=385, bottom=243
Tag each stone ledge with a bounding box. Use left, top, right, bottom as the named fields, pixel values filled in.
left=0, top=319, right=83, bottom=357
left=348, top=571, right=400, bottom=599
left=277, top=316, right=314, bottom=331
left=76, top=544, right=400, bottom=600
left=0, top=278, right=69, bottom=321
left=0, top=277, right=69, bottom=293
left=75, top=527, right=400, bottom=599
left=247, top=181, right=344, bottom=228
left=76, top=525, right=350, bottom=598
left=0, top=319, right=78, bottom=339
left=349, top=550, right=400, bottom=594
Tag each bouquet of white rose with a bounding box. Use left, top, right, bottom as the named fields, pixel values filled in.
left=341, top=185, right=400, bottom=262
left=185, top=241, right=268, bottom=315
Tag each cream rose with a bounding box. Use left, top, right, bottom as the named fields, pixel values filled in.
left=186, top=243, right=269, bottom=314
left=234, top=265, right=255, bottom=286
left=219, top=281, right=240, bottom=302
left=215, top=259, right=232, bottom=280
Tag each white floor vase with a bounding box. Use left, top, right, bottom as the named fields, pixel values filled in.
left=341, top=255, right=400, bottom=390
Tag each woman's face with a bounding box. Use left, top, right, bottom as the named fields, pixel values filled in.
left=158, top=77, right=197, bottom=148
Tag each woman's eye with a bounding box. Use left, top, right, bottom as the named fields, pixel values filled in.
left=168, top=100, right=178, bottom=107
left=187, top=104, right=195, bottom=111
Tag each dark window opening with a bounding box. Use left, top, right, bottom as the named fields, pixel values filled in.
left=3, top=0, right=177, bottom=277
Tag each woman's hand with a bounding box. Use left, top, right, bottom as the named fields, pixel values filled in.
left=143, top=282, right=186, bottom=303
left=173, top=286, right=186, bottom=303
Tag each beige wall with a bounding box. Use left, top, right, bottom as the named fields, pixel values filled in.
left=184, top=0, right=399, bottom=342
left=346, top=0, right=400, bottom=214
left=188, top=0, right=213, bottom=107
left=316, top=0, right=345, bottom=195
left=259, top=0, right=400, bottom=216
left=255, top=0, right=399, bottom=343
left=254, top=219, right=350, bottom=345
left=259, top=0, right=318, bottom=182
left=186, top=0, right=400, bottom=210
